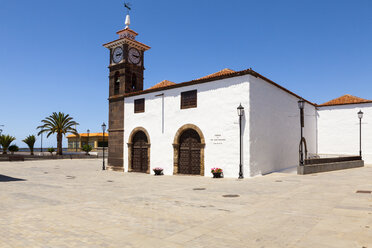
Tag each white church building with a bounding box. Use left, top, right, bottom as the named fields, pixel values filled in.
left=104, top=12, right=371, bottom=177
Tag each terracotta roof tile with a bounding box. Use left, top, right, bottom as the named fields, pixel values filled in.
left=318, top=94, right=372, bottom=107
left=197, top=68, right=236, bottom=80
left=148, top=80, right=176, bottom=90
left=113, top=68, right=316, bottom=106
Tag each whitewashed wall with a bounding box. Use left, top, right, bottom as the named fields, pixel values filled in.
left=124, top=75, right=251, bottom=178
left=249, top=76, right=318, bottom=176
left=318, top=103, right=372, bottom=164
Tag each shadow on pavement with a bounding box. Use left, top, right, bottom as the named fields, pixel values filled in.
left=0, top=174, right=26, bottom=182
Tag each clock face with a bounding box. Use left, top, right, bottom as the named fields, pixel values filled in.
left=128, top=48, right=141, bottom=64
left=112, top=47, right=123, bottom=63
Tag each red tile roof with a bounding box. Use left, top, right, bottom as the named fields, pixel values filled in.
left=197, top=68, right=236, bottom=80
left=111, top=68, right=315, bottom=106
left=148, top=80, right=176, bottom=90
left=318, top=94, right=372, bottom=107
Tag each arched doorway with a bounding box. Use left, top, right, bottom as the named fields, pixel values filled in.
left=128, top=128, right=150, bottom=173
left=173, top=124, right=205, bottom=176
left=179, top=129, right=202, bottom=175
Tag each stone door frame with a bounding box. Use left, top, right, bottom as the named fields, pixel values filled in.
left=173, top=124, right=205, bottom=176
left=127, top=127, right=151, bottom=174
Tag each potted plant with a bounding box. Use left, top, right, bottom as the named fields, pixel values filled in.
left=211, top=168, right=224, bottom=178
left=8, top=144, right=19, bottom=155
left=153, top=167, right=164, bottom=176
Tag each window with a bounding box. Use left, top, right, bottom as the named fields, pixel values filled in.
left=134, top=98, right=145, bottom=113
left=181, top=90, right=197, bottom=109
left=98, top=141, right=108, bottom=147
left=114, top=72, right=120, bottom=95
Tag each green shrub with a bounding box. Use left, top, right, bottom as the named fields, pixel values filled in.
left=82, top=144, right=92, bottom=155
left=8, top=144, right=19, bottom=154
left=48, top=147, right=55, bottom=155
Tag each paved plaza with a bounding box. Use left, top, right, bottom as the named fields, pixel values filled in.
left=0, top=159, right=371, bottom=248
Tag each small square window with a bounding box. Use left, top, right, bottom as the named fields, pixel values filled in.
left=134, top=98, right=145, bottom=113
left=181, top=90, right=197, bottom=109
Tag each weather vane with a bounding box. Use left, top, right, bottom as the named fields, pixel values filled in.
left=124, top=2, right=132, bottom=14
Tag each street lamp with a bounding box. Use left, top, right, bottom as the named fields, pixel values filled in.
left=0, top=125, right=4, bottom=152
left=75, top=124, right=78, bottom=153
left=101, top=122, right=107, bottom=170
left=298, top=99, right=305, bottom=166
left=40, top=128, right=44, bottom=156
left=237, top=103, right=244, bottom=179
left=87, top=129, right=90, bottom=148
left=358, top=110, right=363, bottom=158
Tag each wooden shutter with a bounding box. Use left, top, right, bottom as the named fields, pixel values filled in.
left=134, top=98, right=145, bottom=113
left=181, top=90, right=197, bottom=109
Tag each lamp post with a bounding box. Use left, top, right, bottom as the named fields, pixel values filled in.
left=87, top=129, right=90, bottom=148
left=298, top=99, right=305, bottom=166
left=0, top=125, right=3, bottom=152
left=75, top=124, right=78, bottom=153
left=101, top=122, right=107, bottom=170
left=40, top=128, right=43, bottom=155
left=358, top=110, right=363, bottom=158
left=237, top=104, right=244, bottom=179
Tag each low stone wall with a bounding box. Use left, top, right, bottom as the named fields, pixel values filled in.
left=298, top=160, right=364, bottom=175
left=0, top=154, right=98, bottom=162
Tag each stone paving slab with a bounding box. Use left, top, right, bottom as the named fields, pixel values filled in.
left=0, top=159, right=371, bottom=247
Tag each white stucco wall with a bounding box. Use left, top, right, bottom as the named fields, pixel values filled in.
left=249, top=76, right=318, bottom=176
left=318, top=103, right=372, bottom=164
left=123, top=75, right=251, bottom=178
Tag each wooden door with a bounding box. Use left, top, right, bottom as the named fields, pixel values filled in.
left=132, top=131, right=148, bottom=173
left=178, top=129, right=201, bottom=175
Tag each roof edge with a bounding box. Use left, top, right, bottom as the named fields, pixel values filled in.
left=109, top=68, right=315, bottom=106
left=317, top=101, right=372, bottom=107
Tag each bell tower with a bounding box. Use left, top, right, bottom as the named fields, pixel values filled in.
left=103, top=6, right=150, bottom=171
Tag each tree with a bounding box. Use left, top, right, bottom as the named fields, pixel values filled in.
left=23, top=135, right=36, bottom=155
left=37, top=112, right=79, bottom=155
left=0, top=135, right=16, bottom=154
left=82, top=144, right=92, bottom=155
left=8, top=144, right=19, bottom=155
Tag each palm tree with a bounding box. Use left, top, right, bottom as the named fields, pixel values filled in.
left=37, top=112, right=79, bottom=155
left=23, top=135, right=36, bottom=155
left=0, top=135, right=16, bottom=154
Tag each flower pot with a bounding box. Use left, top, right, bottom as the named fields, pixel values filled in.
left=213, top=172, right=223, bottom=178
left=154, top=170, right=163, bottom=176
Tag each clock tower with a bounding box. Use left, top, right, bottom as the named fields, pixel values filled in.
left=103, top=12, right=150, bottom=171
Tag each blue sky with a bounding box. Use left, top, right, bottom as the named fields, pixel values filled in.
left=0, top=0, right=371, bottom=148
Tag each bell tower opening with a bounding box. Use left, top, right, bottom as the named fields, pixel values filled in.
left=131, top=73, right=137, bottom=90
left=114, top=72, right=120, bottom=95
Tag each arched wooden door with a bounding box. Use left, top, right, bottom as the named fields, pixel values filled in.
left=178, top=129, right=202, bottom=175
left=131, top=131, right=149, bottom=173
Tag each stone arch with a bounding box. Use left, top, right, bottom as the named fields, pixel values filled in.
left=173, top=124, right=205, bottom=176
left=127, top=127, right=151, bottom=173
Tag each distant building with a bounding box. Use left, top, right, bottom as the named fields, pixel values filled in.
left=66, top=133, right=108, bottom=152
